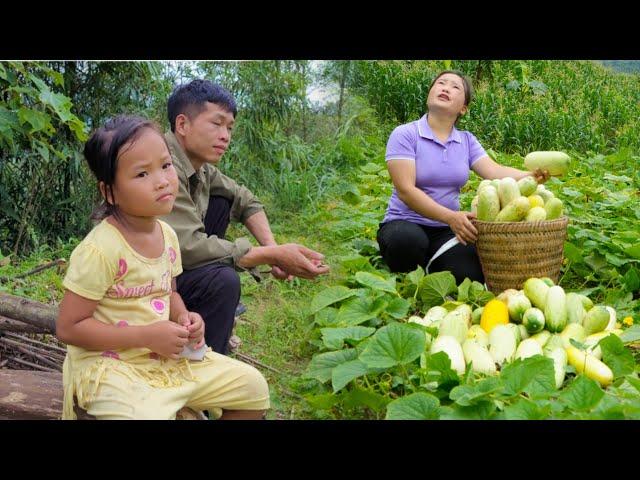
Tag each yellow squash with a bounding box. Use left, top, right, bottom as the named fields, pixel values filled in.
left=480, top=299, right=510, bottom=333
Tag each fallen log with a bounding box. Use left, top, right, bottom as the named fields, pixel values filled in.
left=0, top=369, right=205, bottom=420
left=0, top=293, right=57, bottom=333
left=0, top=315, right=49, bottom=334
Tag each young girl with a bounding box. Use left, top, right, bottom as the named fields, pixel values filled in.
left=376, top=70, right=549, bottom=283
left=56, top=115, right=269, bottom=420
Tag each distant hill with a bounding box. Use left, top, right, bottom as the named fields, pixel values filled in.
left=599, top=60, right=640, bottom=74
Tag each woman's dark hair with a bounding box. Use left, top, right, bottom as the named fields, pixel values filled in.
left=167, top=79, right=237, bottom=132
left=428, top=70, right=474, bottom=124
left=83, top=115, right=165, bottom=221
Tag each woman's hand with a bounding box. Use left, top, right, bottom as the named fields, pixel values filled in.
left=532, top=168, right=550, bottom=184
left=447, top=211, right=478, bottom=245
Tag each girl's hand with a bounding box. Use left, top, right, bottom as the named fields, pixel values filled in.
left=177, top=311, right=206, bottom=349
left=447, top=211, right=478, bottom=245
left=532, top=168, right=550, bottom=184
left=145, top=321, right=190, bottom=359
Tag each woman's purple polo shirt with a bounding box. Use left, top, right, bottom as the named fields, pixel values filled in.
left=382, top=114, right=487, bottom=227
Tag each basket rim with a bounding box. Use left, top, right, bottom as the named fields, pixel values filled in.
left=471, top=215, right=569, bottom=226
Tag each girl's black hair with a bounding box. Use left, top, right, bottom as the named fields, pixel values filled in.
left=83, top=115, right=165, bottom=221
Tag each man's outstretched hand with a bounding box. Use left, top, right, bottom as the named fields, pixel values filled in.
left=271, top=244, right=330, bottom=280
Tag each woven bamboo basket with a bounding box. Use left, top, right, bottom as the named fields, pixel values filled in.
left=472, top=216, right=569, bottom=293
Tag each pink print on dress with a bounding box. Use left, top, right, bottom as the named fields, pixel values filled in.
left=168, top=247, right=177, bottom=264
left=150, top=298, right=166, bottom=314
left=101, top=351, right=120, bottom=360
left=116, top=258, right=128, bottom=279
left=116, top=320, right=129, bottom=327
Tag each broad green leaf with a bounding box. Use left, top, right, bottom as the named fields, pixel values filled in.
left=304, top=393, right=339, bottom=410
left=457, top=278, right=471, bottom=302
left=359, top=323, right=425, bottom=369
left=625, top=244, right=640, bottom=260
left=605, top=252, right=628, bottom=267
left=17, top=108, right=49, bottom=133
left=342, top=386, right=390, bottom=412
left=305, top=349, right=358, bottom=383
left=563, top=242, right=583, bottom=265
left=321, top=326, right=376, bottom=350
left=406, top=266, right=425, bottom=286
left=439, top=400, right=496, bottom=420
left=341, top=185, right=361, bottom=205
left=336, top=297, right=377, bottom=326
left=599, top=335, right=635, bottom=378
left=309, top=286, right=357, bottom=315
left=449, top=377, right=503, bottom=407
left=39, top=89, right=75, bottom=123
left=584, top=252, right=608, bottom=271
left=331, top=359, right=370, bottom=392
left=620, top=325, right=640, bottom=343
left=314, top=307, right=339, bottom=327
left=360, top=162, right=383, bottom=173
left=418, top=271, right=457, bottom=308
left=385, top=297, right=410, bottom=319
left=385, top=392, right=440, bottom=420
left=623, top=267, right=640, bottom=292
left=559, top=375, right=604, bottom=411
left=354, top=271, right=397, bottom=294
left=603, top=173, right=633, bottom=183
left=503, top=398, right=551, bottom=420
left=426, top=351, right=460, bottom=387
left=592, top=393, right=626, bottom=420
left=500, top=356, right=556, bottom=399
left=340, top=255, right=373, bottom=273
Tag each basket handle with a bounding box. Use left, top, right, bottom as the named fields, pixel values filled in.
left=426, top=237, right=460, bottom=274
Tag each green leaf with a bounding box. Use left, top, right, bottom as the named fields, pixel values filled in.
left=341, top=185, right=361, bottom=205
left=625, top=244, right=640, bottom=260
left=500, top=356, right=556, bottom=399
left=439, top=400, right=496, bottom=420
left=354, top=271, right=397, bottom=294
left=304, top=393, right=339, bottom=410
left=457, top=278, right=471, bottom=302
left=360, top=162, right=383, bottom=173
left=418, top=271, right=457, bottom=308
left=385, top=297, right=411, bottom=319
left=426, top=351, right=461, bottom=386
left=336, top=297, right=377, bottom=326
left=406, top=266, right=425, bottom=287
left=331, top=359, right=370, bottom=392
left=503, top=398, right=551, bottom=420
left=359, top=323, right=425, bottom=369
left=559, top=375, right=605, bottom=411
left=17, top=107, right=49, bottom=133
left=314, top=307, right=340, bottom=327
left=340, top=255, right=373, bottom=273
left=309, top=286, right=357, bottom=315
left=584, top=252, right=608, bottom=271
left=620, top=325, right=640, bottom=343
left=305, top=349, right=358, bottom=383
left=599, top=335, right=635, bottom=378
left=39, top=89, right=75, bottom=123
left=342, top=387, right=390, bottom=412
left=623, top=267, right=640, bottom=293
left=385, top=392, right=440, bottom=420
left=449, top=377, right=503, bottom=407
left=321, top=326, right=376, bottom=350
